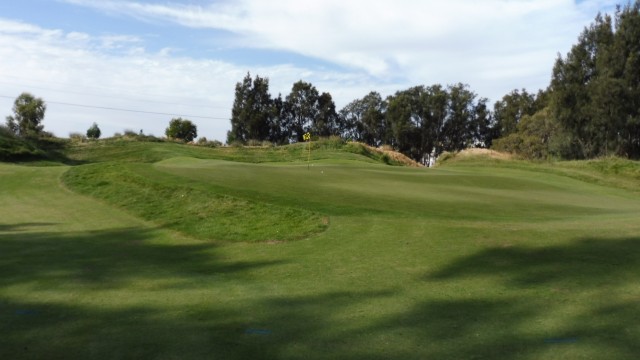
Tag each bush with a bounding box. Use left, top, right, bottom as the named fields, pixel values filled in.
left=0, top=125, right=47, bottom=161
left=69, top=132, right=87, bottom=143
left=196, top=137, right=222, bottom=148
left=491, top=109, right=559, bottom=160
left=246, top=139, right=263, bottom=147
left=165, top=118, right=197, bottom=142
left=436, top=151, right=456, bottom=165
left=123, top=129, right=138, bottom=137
left=0, top=125, right=14, bottom=138
left=86, top=123, right=101, bottom=139
left=381, top=153, right=391, bottom=164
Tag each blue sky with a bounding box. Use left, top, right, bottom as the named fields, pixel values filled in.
left=0, top=0, right=618, bottom=141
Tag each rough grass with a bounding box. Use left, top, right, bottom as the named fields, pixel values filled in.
left=63, top=137, right=410, bottom=166
left=62, top=162, right=327, bottom=243
left=2, top=142, right=640, bottom=359
left=439, top=149, right=640, bottom=193
left=0, top=129, right=68, bottom=162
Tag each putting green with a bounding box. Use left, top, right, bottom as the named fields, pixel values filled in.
left=2, top=152, right=640, bottom=359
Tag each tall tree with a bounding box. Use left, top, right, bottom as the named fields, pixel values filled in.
left=338, top=97, right=365, bottom=142
left=442, top=83, right=477, bottom=152
left=493, top=108, right=560, bottom=159
left=339, top=92, right=387, bottom=146
left=471, top=97, right=492, bottom=147
left=614, top=2, right=640, bottom=157
left=314, top=92, right=340, bottom=137
left=5, top=92, right=46, bottom=138
left=492, top=89, right=536, bottom=139
left=229, top=73, right=274, bottom=143
left=550, top=5, right=640, bottom=159
left=386, top=86, right=426, bottom=162
left=283, top=81, right=320, bottom=142
left=268, top=94, right=288, bottom=145
left=385, top=84, right=487, bottom=164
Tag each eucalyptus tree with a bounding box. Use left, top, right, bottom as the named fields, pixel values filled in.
left=229, top=73, right=274, bottom=143
left=339, top=91, right=388, bottom=146
left=314, top=92, right=340, bottom=137
left=550, top=3, right=640, bottom=158
left=492, top=89, right=536, bottom=139
left=283, top=81, right=320, bottom=142
left=5, top=92, right=46, bottom=138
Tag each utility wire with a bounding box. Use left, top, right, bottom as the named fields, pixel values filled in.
left=0, top=80, right=231, bottom=110
left=0, top=95, right=229, bottom=120
left=0, top=74, right=231, bottom=108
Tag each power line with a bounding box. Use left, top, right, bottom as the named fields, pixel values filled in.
left=0, top=80, right=231, bottom=110
left=0, top=74, right=232, bottom=108
left=0, top=95, right=229, bottom=120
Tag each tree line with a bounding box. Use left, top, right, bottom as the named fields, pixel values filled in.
left=230, top=1, right=640, bottom=162
left=228, top=74, right=493, bottom=164
left=4, top=2, right=640, bottom=163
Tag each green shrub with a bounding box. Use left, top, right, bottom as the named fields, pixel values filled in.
left=381, top=153, right=391, bottom=164
left=196, top=137, right=223, bottom=148
left=86, top=123, right=101, bottom=139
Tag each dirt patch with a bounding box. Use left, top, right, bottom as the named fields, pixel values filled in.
left=457, top=148, right=512, bottom=160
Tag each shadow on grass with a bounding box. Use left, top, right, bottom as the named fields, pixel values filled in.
left=0, top=290, right=400, bottom=360
left=0, top=224, right=400, bottom=359
left=2, top=228, right=639, bottom=359
left=0, top=223, right=57, bottom=232
left=0, top=225, right=283, bottom=289
left=380, top=236, right=640, bottom=359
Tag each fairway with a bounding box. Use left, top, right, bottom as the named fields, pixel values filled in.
left=2, top=145, right=640, bottom=359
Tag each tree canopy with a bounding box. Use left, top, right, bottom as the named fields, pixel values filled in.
left=86, top=122, right=101, bottom=139
left=225, top=2, right=640, bottom=162
left=165, top=118, right=197, bottom=142
left=5, top=92, right=46, bottom=138
left=551, top=2, right=640, bottom=158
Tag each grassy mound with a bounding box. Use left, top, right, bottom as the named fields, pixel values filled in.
left=63, top=137, right=414, bottom=166
left=60, top=138, right=411, bottom=243
left=438, top=149, right=640, bottom=193
left=63, top=162, right=328, bottom=243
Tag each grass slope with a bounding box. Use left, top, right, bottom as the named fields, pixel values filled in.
left=63, top=137, right=408, bottom=165
left=2, top=141, right=640, bottom=359
left=63, top=161, right=327, bottom=242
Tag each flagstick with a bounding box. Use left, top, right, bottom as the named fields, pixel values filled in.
left=307, top=138, right=311, bottom=170
left=303, top=132, right=311, bottom=170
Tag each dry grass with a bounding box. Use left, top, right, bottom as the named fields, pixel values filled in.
left=355, top=142, right=423, bottom=167
left=457, top=148, right=513, bottom=160
left=436, top=148, right=513, bottom=166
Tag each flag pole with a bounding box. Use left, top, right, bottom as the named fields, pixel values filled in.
left=304, top=132, right=311, bottom=170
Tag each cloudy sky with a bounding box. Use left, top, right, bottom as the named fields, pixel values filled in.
left=0, top=0, right=618, bottom=141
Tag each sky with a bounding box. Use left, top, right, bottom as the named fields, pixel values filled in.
left=0, top=0, right=619, bottom=141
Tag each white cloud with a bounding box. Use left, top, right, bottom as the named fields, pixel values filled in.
left=1, top=0, right=620, bottom=140
left=0, top=18, right=372, bottom=141
left=59, top=1, right=617, bottom=88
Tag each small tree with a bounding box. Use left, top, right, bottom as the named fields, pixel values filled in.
left=165, top=117, right=197, bottom=142
left=86, top=122, right=101, bottom=139
left=5, top=92, right=46, bottom=138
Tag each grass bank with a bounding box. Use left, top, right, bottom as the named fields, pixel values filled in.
left=2, top=141, right=640, bottom=359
